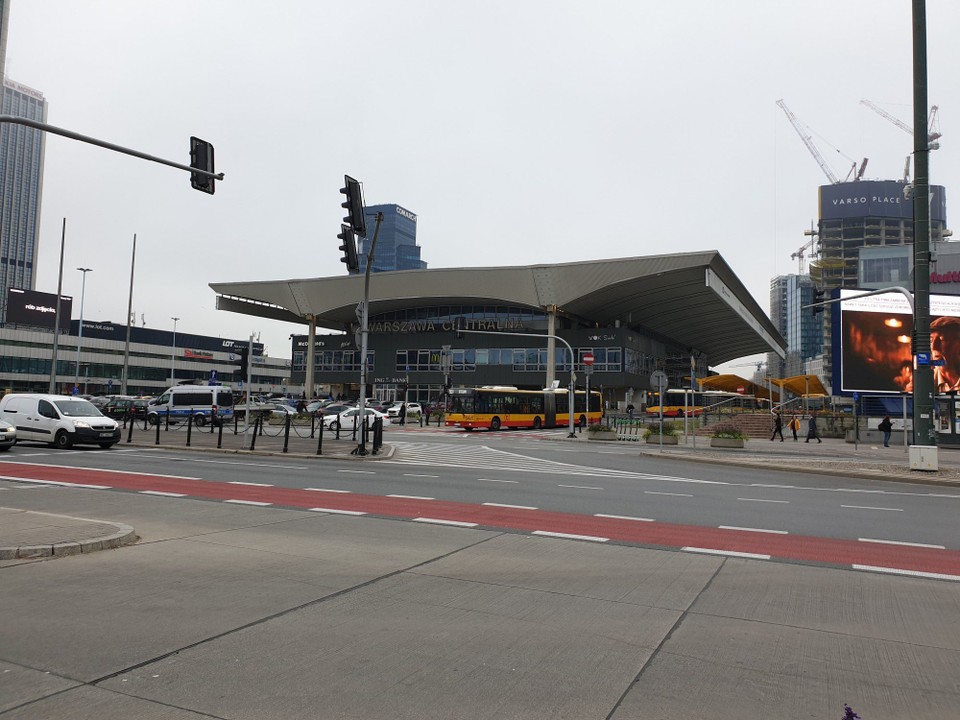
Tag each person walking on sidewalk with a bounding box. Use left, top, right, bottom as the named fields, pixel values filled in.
left=787, top=414, right=801, bottom=441
left=770, top=411, right=784, bottom=441
left=805, top=413, right=822, bottom=443
left=878, top=415, right=893, bottom=447
left=398, top=402, right=407, bottom=426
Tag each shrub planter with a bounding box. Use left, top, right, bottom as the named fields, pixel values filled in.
left=587, top=430, right=619, bottom=442
left=646, top=435, right=679, bottom=445
left=710, top=437, right=745, bottom=449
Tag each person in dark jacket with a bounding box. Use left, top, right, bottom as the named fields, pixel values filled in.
left=399, top=402, right=407, bottom=426
left=805, top=413, right=822, bottom=443
left=878, top=415, right=893, bottom=447
left=770, top=412, right=784, bottom=441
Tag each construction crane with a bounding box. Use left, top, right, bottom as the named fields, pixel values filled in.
left=777, top=99, right=840, bottom=184
left=860, top=99, right=941, bottom=147
left=791, top=222, right=819, bottom=274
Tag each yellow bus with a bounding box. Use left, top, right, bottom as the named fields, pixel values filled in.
left=647, top=389, right=763, bottom=418
left=445, top=386, right=603, bottom=431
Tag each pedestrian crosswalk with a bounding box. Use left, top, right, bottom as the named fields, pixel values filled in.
left=386, top=441, right=654, bottom=478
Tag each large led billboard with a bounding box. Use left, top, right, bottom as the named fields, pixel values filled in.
left=5, top=288, right=73, bottom=331
left=838, top=288, right=960, bottom=393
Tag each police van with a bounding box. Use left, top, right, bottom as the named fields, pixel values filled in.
left=147, top=385, right=234, bottom=426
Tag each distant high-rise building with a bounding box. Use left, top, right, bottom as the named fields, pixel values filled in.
left=768, top=274, right=823, bottom=379
left=0, top=0, right=47, bottom=324
left=356, top=204, right=427, bottom=273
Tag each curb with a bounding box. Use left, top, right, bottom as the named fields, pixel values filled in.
left=0, top=512, right=138, bottom=561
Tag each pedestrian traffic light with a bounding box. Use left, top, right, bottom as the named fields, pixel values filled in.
left=237, top=347, right=249, bottom=377
left=812, top=288, right=825, bottom=315
left=338, top=224, right=359, bottom=273
left=189, top=136, right=216, bottom=194
left=340, top=175, right=366, bottom=237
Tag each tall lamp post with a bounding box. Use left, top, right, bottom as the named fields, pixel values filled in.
left=170, top=317, right=180, bottom=385
left=74, top=267, right=92, bottom=394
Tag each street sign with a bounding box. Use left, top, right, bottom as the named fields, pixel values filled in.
left=916, top=352, right=930, bottom=366
left=583, top=353, right=595, bottom=366
left=650, top=370, right=668, bottom=392
left=932, top=358, right=946, bottom=367
left=736, top=385, right=745, bottom=394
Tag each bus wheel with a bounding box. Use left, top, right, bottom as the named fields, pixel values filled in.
left=677, top=409, right=685, bottom=418
left=578, top=414, right=587, bottom=428
left=532, top=416, right=542, bottom=430
left=490, top=417, right=501, bottom=431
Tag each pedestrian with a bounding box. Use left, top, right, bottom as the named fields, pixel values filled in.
left=770, top=411, right=784, bottom=442
left=878, top=415, right=893, bottom=447
left=787, top=414, right=801, bottom=441
left=424, top=405, right=432, bottom=424
left=805, top=413, right=822, bottom=443
left=399, top=402, right=407, bottom=426
left=626, top=403, right=635, bottom=420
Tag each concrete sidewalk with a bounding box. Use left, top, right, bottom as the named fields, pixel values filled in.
left=1, top=476, right=957, bottom=719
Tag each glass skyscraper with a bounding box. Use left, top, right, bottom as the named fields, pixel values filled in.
left=356, top=204, right=427, bottom=273
left=0, top=0, right=47, bottom=324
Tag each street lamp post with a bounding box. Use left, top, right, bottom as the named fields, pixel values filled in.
left=170, top=317, right=180, bottom=385
left=74, top=267, right=92, bottom=394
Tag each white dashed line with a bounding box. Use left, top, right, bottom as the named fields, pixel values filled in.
left=644, top=491, right=692, bottom=497
left=532, top=530, right=609, bottom=542
left=853, top=564, right=960, bottom=582
left=308, top=507, right=366, bottom=516
left=682, top=547, right=771, bottom=560
left=482, top=502, right=537, bottom=510
left=403, top=473, right=439, bottom=478
left=0, top=478, right=113, bottom=489
left=594, top=513, right=655, bottom=522
left=337, top=469, right=375, bottom=475
left=477, top=478, right=519, bottom=484
left=388, top=494, right=435, bottom=500
left=228, top=481, right=273, bottom=487
left=223, top=499, right=271, bottom=506
left=858, top=538, right=945, bottom=549
left=841, top=505, right=903, bottom=512
left=413, top=517, right=478, bottom=528
left=557, top=484, right=603, bottom=490
left=736, top=498, right=790, bottom=504
left=304, top=487, right=351, bottom=493
left=719, top=525, right=789, bottom=535
left=139, top=490, right=187, bottom=497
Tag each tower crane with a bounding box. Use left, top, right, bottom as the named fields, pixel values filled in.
left=860, top=99, right=941, bottom=146
left=791, top=222, right=819, bottom=274
left=777, top=100, right=867, bottom=184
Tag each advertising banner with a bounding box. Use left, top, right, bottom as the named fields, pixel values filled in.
left=838, top=288, right=960, bottom=393
left=5, top=288, right=73, bottom=331
left=819, top=181, right=947, bottom=222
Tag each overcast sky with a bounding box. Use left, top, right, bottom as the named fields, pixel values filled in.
left=6, top=1, right=959, bottom=370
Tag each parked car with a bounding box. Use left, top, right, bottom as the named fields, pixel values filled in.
left=386, top=402, right=422, bottom=419
left=101, top=395, right=150, bottom=420
left=0, top=418, right=16, bottom=451
left=315, top=403, right=354, bottom=417
left=322, top=407, right=391, bottom=431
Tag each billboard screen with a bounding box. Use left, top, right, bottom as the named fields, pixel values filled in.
left=819, top=181, right=946, bottom=223
left=5, top=288, right=73, bottom=331
left=838, top=288, right=960, bottom=393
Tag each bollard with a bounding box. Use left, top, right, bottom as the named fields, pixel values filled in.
left=155, top=414, right=161, bottom=445
left=310, top=413, right=316, bottom=439
left=234, top=413, right=239, bottom=435
left=217, top=418, right=224, bottom=449
left=126, top=416, right=135, bottom=444
left=165, top=408, right=170, bottom=431
left=210, top=411, right=216, bottom=434
left=316, top=419, right=324, bottom=455
left=186, top=414, right=193, bottom=447
left=351, top=415, right=358, bottom=441
left=282, top=413, right=291, bottom=453
left=249, top=416, right=259, bottom=451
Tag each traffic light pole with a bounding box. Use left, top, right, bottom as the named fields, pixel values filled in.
left=352, top=213, right=384, bottom=456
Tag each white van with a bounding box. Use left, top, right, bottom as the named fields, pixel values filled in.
left=0, top=393, right=121, bottom=449
left=147, top=385, right=234, bottom=426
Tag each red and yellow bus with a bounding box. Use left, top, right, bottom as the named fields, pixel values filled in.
left=646, top=389, right=764, bottom=418
left=445, top=386, right=602, bottom=431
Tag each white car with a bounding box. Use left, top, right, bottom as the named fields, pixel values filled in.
left=322, top=407, right=391, bottom=431
left=386, top=402, right=422, bottom=418
left=0, top=418, right=16, bottom=451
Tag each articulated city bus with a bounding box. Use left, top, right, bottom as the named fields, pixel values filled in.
left=646, top=389, right=763, bottom=417
left=445, top=386, right=602, bottom=431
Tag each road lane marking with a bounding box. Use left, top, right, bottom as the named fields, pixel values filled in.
left=139, top=490, right=187, bottom=497
left=0, top=477, right=112, bottom=489
left=337, top=469, right=375, bottom=475
left=477, top=478, right=519, bottom=484
left=719, top=526, right=789, bottom=535
left=403, top=473, right=439, bottom=478
left=304, top=487, right=351, bottom=493
left=388, top=494, right=434, bottom=500
left=224, top=499, right=271, bottom=506
left=644, top=491, right=692, bottom=497
left=482, top=502, right=537, bottom=510
left=532, top=531, right=609, bottom=542
left=557, top=484, right=603, bottom=490
left=737, top=498, right=790, bottom=504
left=413, top=518, right=478, bottom=528
left=853, top=565, right=960, bottom=582
left=841, top=505, right=903, bottom=511
left=594, top=513, right=655, bottom=522
left=228, top=481, right=273, bottom=487
left=309, top=508, right=366, bottom=516
left=858, top=538, right=945, bottom=549
left=683, top=547, right=771, bottom=560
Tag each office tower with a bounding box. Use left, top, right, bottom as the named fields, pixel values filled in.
left=357, top=204, right=427, bottom=273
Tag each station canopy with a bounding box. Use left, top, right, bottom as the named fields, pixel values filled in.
left=698, top=374, right=781, bottom=403
left=771, top=374, right=829, bottom=398
left=210, top=251, right=786, bottom=365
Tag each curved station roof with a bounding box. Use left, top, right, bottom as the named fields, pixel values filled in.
left=210, top=251, right=785, bottom=366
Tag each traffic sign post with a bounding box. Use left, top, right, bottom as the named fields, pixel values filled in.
left=582, top=353, right=595, bottom=421
left=650, top=370, right=668, bottom=451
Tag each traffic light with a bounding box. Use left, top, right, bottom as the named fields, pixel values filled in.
left=812, top=288, right=825, bottom=315
left=237, top=347, right=249, bottom=377
left=340, top=175, right=366, bottom=237
left=338, top=224, right=359, bottom=273
left=189, top=136, right=216, bottom=194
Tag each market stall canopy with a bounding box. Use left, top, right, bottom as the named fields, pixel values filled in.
left=210, top=251, right=786, bottom=366
left=698, top=374, right=780, bottom=403
left=771, top=374, right=829, bottom=398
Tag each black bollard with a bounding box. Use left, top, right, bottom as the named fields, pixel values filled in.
left=165, top=408, right=170, bottom=431
left=249, top=416, right=259, bottom=451
left=316, top=420, right=323, bottom=455
left=186, top=414, right=193, bottom=447
left=126, top=415, right=135, bottom=444
left=310, top=413, right=316, bottom=439
left=217, top=418, right=224, bottom=448
left=155, top=415, right=161, bottom=445
left=234, top=413, right=239, bottom=435
left=282, top=413, right=291, bottom=453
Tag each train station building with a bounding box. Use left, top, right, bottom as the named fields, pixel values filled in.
left=210, top=251, right=786, bottom=409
